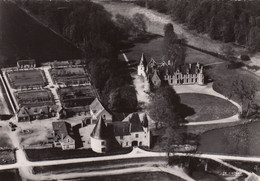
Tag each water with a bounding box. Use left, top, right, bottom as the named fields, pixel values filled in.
left=198, top=121, right=260, bottom=156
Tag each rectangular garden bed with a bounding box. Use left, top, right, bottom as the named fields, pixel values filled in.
left=14, top=89, right=54, bottom=107
left=7, top=69, right=47, bottom=89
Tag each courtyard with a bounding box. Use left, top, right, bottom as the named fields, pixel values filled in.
left=7, top=69, right=47, bottom=89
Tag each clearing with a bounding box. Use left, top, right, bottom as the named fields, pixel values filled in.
left=179, top=93, right=238, bottom=122
left=7, top=70, right=47, bottom=89
left=199, top=121, right=260, bottom=156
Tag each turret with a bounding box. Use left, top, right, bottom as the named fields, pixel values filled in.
left=90, top=117, right=110, bottom=153
left=137, top=53, right=147, bottom=77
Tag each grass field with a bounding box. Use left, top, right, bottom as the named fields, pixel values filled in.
left=0, top=169, right=21, bottom=181
left=0, top=2, right=81, bottom=66
left=50, top=67, right=90, bottom=85
left=33, top=157, right=166, bottom=175
left=199, top=121, right=260, bottom=156
left=58, top=86, right=97, bottom=107
left=15, top=89, right=54, bottom=107
left=69, top=172, right=184, bottom=181
left=179, top=93, right=238, bottom=122
left=26, top=147, right=132, bottom=162
left=7, top=70, right=46, bottom=89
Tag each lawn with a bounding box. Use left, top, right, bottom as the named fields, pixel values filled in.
left=58, top=86, right=97, bottom=107
left=0, top=169, right=21, bottom=181
left=199, top=121, right=260, bottom=156
left=26, top=147, right=133, bottom=162
left=69, top=172, right=184, bottom=181
left=0, top=2, right=81, bottom=66
left=14, top=89, right=54, bottom=107
left=179, top=93, right=238, bottom=122
left=7, top=70, right=47, bottom=89
left=50, top=67, right=90, bottom=86
left=33, top=157, right=167, bottom=175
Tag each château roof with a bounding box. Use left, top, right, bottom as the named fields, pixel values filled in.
left=52, top=121, right=73, bottom=140
left=91, top=116, right=109, bottom=139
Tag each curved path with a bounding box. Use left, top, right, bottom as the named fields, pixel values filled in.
left=173, top=83, right=242, bottom=126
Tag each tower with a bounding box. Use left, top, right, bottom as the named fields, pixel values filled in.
left=137, top=53, right=147, bottom=77
left=90, top=116, right=110, bottom=153
left=197, top=65, right=204, bottom=85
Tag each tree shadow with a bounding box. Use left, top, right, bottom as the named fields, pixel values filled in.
left=177, top=103, right=195, bottom=119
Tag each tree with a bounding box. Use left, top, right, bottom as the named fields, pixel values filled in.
left=230, top=77, right=257, bottom=118
left=132, top=13, right=147, bottom=36
left=163, top=23, right=186, bottom=67
left=147, top=86, right=185, bottom=128
left=221, top=44, right=235, bottom=59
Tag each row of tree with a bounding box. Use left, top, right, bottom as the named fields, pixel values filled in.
left=136, top=0, right=260, bottom=52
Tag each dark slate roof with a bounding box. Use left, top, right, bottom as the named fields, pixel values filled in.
left=91, top=117, right=110, bottom=139
left=108, top=122, right=130, bottom=136
left=128, top=113, right=144, bottom=133
left=52, top=121, right=72, bottom=140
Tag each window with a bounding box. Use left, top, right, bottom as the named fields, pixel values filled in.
left=67, top=139, right=69, bottom=142
left=120, top=135, right=123, bottom=140
left=139, top=142, right=142, bottom=146
left=135, top=134, right=139, bottom=138
left=126, top=142, right=128, bottom=146
left=101, top=141, right=105, bottom=146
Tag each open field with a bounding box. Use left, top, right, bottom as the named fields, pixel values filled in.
left=69, top=172, right=183, bottom=181
left=14, top=89, right=54, bottom=107
left=0, top=169, right=21, bottom=181
left=26, top=147, right=133, bottom=162
left=199, top=121, right=260, bottom=156
left=50, top=67, right=90, bottom=86
left=179, top=93, right=238, bottom=122
left=7, top=70, right=46, bottom=89
left=0, top=1, right=81, bottom=66
left=58, top=86, right=97, bottom=107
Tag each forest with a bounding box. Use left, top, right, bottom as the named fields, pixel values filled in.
left=136, top=0, right=260, bottom=52
left=19, top=0, right=137, bottom=114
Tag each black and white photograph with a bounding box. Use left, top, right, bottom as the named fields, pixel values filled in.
left=0, top=0, right=260, bottom=180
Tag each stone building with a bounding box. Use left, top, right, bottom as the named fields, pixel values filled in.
left=137, top=54, right=204, bottom=87
left=17, top=60, right=36, bottom=69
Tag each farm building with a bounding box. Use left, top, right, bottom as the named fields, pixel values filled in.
left=17, top=59, right=36, bottom=69
left=137, top=54, right=204, bottom=87
left=51, top=121, right=75, bottom=150
left=80, top=112, right=150, bottom=153
left=16, top=105, right=58, bottom=122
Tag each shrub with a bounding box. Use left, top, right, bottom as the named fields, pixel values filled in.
left=240, top=55, right=250, bottom=61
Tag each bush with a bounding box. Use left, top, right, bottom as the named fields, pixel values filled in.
left=240, top=55, right=250, bottom=61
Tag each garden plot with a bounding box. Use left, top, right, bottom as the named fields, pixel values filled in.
left=50, top=67, right=90, bottom=86
left=7, top=69, right=47, bottom=89
left=14, top=89, right=54, bottom=107
left=58, top=86, right=97, bottom=108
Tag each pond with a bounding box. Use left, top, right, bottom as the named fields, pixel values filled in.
left=199, top=121, right=260, bottom=156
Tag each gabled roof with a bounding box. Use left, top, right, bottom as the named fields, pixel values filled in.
left=52, top=121, right=73, bottom=140
left=17, top=107, right=30, bottom=117
left=139, top=53, right=147, bottom=67
left=122, top=112, right=144, bottom=133
left=91, top=117, right=110, bottom=139
left=90, top=98, right=104, bottom=114
left=60, top=135, right=75, bottom=143
left=152, top=71, right=161, bottom=83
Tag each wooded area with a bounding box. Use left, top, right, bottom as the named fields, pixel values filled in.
left=136, top=0, right=260, bottom=52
